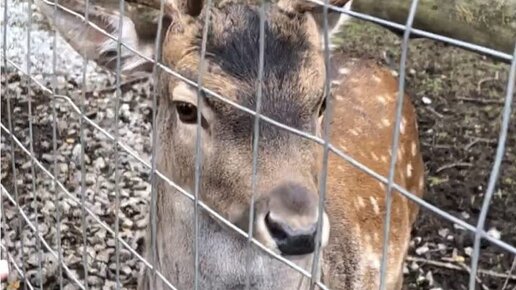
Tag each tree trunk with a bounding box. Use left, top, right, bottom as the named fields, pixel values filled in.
left=350, top=0, right=516, bottom=57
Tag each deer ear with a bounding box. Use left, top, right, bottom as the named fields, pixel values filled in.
left=35, top=0, right=167, bottom=76
left=277, top=0, right=351, bottom=33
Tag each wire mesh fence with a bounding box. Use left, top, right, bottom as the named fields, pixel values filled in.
left=0, top=0, right=515, bottom=289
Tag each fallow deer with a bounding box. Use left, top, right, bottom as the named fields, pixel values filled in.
left=36, top=0, right=425, bottom=288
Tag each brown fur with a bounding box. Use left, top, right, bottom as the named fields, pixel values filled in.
left=37, top=0, right=424, bottom=288
left=322, top=56, right=424, bottom=289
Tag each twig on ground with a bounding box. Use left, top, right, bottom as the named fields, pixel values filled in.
left=502, top=257, right=516, bottom=290
left=456, top=261, right=490, bottom=290
left=407, top=256, right=516, bottom=282
left=456, top=96, right=504, bottom=105
left=476, top=72, right=500, bottom=93
left=425, top=106, right=445, bottom=118
left=435, top=162, right=473, bottom=173
left=464, top=137, right=497, bottom=151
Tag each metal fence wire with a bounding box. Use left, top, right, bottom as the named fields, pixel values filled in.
left=0, top=0, right=515, bottom=289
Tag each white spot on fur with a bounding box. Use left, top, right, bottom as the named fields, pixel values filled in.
left=331, top=80, right=341, bottom=86
left=372, top=75, right=382, bottom=83
left=400, top=118, right=407, bottom=134
left=381, top=155, right=388, bottom=163
left=370, top=196, right=380, bottom=215
left=357, top=196, right=366, bottom=208
left=371, top=152, right=379, bottom=161
left=350, top=129, right=359, bottom=136
left=373, top=231, right=380, bottom=243
left=336, top=94, right=344, bottom=101
left=381, top=118, right=391, bottom=127
left=377, top=95, right=387, bottom=104
left=406, top=163, right=413, bottom=178
left=367, top=253, right=381, bottom=271
left=338, top=67, right=350, bottom=75
left=378, top=182, right=386, bottom=190
left=411, top=141, right=417, bottom=156
left=397, top=148, right=404, bottom=159
left=418, top=174, right=425, bottom=190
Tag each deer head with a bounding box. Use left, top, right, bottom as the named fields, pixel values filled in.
left=35, top=0, right=383, bottom=288
left=156, top=0, right=335, bottom=251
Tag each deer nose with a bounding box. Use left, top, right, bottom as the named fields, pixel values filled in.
left=265, top=212, right=317, bottom=256
left=264, top=182, right=320, bottom=256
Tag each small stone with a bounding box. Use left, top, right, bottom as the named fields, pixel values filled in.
left=42, top=153, right=54, bottom=162
left=121, top=265, right=132, bottom=276
left=416, top=275, right=426, bottom=284
left=119, top=249, right=132, bottom=263
left=72, top=144, right=82, bottom=162
left=426, top=271, right=434, bottom=286
left=41, top=141, right=50, bottom=149
left=464, top=247, right=473, bottom=256
left=97, top=249, right=111, bottom=263
left=21, top=161, right=32, bottom=170
left=86, top=173, right=96, bottom=185
left=438, top=228, right=449, bottom=238
left=487, top=227, right=501, bottom=240
left=120, top=104, right=131, bottom=119
left=453, top=223, right=466, bottom=231
left=452, top=248, right=465, bottom=263
left=107, top=239, right=116, bottom=247
left=122, top=219, right=133, bottom=228
left=106, top=109, right=115, bottom=120
left=415, top=245, right=429, bottom=255
left=59, top=163, right=69, bottom=174
left=103, top=280, right=116, bottom=290
left=422, top=96, right=432, bottom=104
left=27, top=254, right=40, bottom=266
left=86, top=275, right=103, bottom=286
left=94, top=157, right=107, bottom=170
left=5, top=208, right=16, bottom=219
left=135, top=218, right=148, bottom=229
left=39, top=223, right=49, bottom=236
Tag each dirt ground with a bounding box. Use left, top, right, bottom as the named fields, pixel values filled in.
left=1, top=3, right=516, bottom=290
left=331, top=18, right=516, bottom=290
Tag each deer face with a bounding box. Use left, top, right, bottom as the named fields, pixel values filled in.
left=158, top=3, right=331, bottom=257
left=36, top=0, right=347, bottom=270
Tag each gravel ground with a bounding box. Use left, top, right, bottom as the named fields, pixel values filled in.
left=1, top=0, right=516, bottom=290
left=1, top=0, right=153, bottom=289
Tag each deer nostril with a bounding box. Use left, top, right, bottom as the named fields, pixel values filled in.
left=264, top=212, right=317, bottom=256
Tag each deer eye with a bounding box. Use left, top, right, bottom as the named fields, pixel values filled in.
left=174, top=101, right=198, bottom=124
